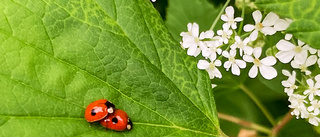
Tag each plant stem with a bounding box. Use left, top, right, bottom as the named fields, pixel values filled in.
left=218, top=112, right=272, bottom=134
left=237, top=0, right=246, bottom=35
left=239, top=84, right=276, bottom=126
left=271, top=110, right=293, bottom=137
left=209, top=0, right=231, bottom=30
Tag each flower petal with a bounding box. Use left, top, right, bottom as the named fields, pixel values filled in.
left=261, top=27, right=276, bottom=35
left=214, top=60, right=222, bottom=66
left=262, top=12, right=279, bottom=26
left=243, top=55, right=254, bottom=62
left=276, top=40, right=296, bottom=51
left=306, top=55, right=317, bottom=67
left=260, top=65, right=277, bottom=80
left=249, top=30, right=259, bottom=41
left=191, top=22, right=199, bottom=37
left=225, top=6, right=234, bottom=18
left=224, top=61, right=232, bottom=70
left=294, top=50, right=308, bottom=64
left=261, top=56, right=277, bottom=66
left=231, top=64, right=240, bottom=76
left=253, top=47, right=262, bottom=59
left=244, top=24, right=255, bottom=32
left=307, top=79, right=314, bottom=87
left=234, top=17, right=243, bottom=22
left=252, top=10, right=262, bottom=24
left=282, top=69, right=291, bottom=76
left=285, top=34, right=293, bottom=40
left=274, top=19, right=290, bottom=31
left=235, top=60, right=246, bottom=68
left=221, top=15, right=229, bottom=22
left=197, top=60, right=209, bottom=69
left=275, top=51, right=295, bottom=63
left=249, top=66, right=258, bottom=78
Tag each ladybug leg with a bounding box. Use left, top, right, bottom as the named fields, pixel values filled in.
left=127, top=118, right=133, bottom=130
left=105, top=101, right=115, bottom=114
left=89, top=122, right=94, bottom=127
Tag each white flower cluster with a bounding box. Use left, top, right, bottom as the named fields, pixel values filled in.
left=180, top=6, right=320, bottom=126
left=282, top=70, right=320, bottom=126
left=180, top=6, right=288, bottom=80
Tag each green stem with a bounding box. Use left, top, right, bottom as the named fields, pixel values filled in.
left=237, top=0, right=246, bottom=35
left=239, top=84, right=276, bottom=126
left=209, top=0, right=231, bottom=30
left=218, top=112, right=272, bottom=134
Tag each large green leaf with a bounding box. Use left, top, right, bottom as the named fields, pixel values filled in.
left=0, top=0, right=221, bottom=136
left=256, top=0, right=320, bottom=49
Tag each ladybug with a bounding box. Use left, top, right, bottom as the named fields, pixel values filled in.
left=99, top=109, right=133, bottom=131
left=85, top=99, right=115, bottom=122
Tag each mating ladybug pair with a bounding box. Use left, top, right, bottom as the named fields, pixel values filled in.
left=85, top=99, right=133, bottom=131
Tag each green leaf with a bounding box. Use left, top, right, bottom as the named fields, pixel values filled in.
left=255, top=0, right=320, bottom=49
left=165, top=0, right=223, bottom=42
left=0, top=0, right=221, bottom=136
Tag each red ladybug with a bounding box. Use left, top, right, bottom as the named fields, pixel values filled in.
left=85, top=99, right=115, bottom=122
left=99, top=109, right=133, bottom=131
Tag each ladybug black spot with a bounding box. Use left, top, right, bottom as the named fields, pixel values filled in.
left=112, top=117, right=118, bottom=124
left=91, top=109, right=96, bottom=116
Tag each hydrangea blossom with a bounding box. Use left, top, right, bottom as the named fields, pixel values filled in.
left=243, top=47, right=277, bottom=80
left=221, top=6, right=243, bottom=30
left=243, top=10, right=279, bottom=41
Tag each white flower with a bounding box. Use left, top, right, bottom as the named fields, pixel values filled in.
left=307, top=113, right=320, bottom=126
left=243, top=10, right=279, bottom=41
left=201, top=40, right=222, bottom=61
left=288, top=94, right=308, bottom=118
left=197, top=59, right=222, bottom=79
left=221, top=6, right=243, bottom=30
left=230, top=36, right=253, bottom=56
left=217, top=26, right=233, bottom=44
left=308, top=100, right=320, bottom=115
left=180, top=23, right=214, bottom=57
left=222, top=50, right=246, bottom=76
left=281, top=70, right=297, bottom=96
left=243, top=47, right=277, bottom=80
left=151, top=0, right=156, bottom=2
left=304, top=79, right=320, bottom=101
left=275, top=39, right=309, bottom=63
left=291, top=55, right=317, bottom=75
